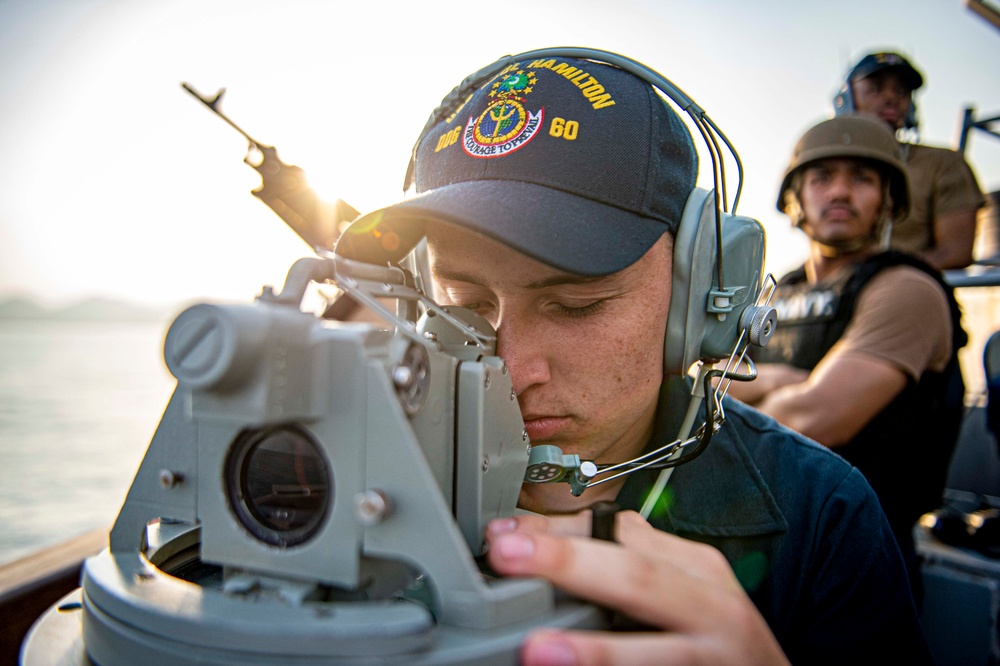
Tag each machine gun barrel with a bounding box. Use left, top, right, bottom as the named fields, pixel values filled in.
left=181, top=82, right=265, bottom=146
left=181, top=82, right=359, bottom=251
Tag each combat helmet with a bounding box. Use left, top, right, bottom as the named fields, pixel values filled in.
left=777, top=114, right=909, bottom=220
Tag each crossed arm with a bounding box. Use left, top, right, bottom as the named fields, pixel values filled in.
left=485, top=511, right=790, bottom=666
left=920, top=207, right=977, bottom=271
left=726, top=353, right=907, bottom=447
left=724, top=267, right=943, bottom=447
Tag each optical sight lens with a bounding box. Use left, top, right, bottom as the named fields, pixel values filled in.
left=226, top=425, right=330, bottom=547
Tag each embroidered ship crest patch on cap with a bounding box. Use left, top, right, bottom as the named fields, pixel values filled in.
left=463, top=68, right=543, bottom=159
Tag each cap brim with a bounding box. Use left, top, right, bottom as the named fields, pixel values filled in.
left=851, top=63, right=923, bottom=90
left=336, top=180, right=673, bottom=277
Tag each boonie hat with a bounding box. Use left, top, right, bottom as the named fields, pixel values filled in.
left=847, top=52, right=924, bottom=91
left=776, top=114, right=910, bottom=218
left=336, top=55, right=697, bottom=276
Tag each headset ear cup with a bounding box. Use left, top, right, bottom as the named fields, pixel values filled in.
left=905, top=96, right=918, bottom=130
left=833, top=83, right=855, bottom=116
left=701, top=214, right=766, bottom=360
left=664, top=188, right=767, bottom=377
left=664, top=188, right=716, bottom=376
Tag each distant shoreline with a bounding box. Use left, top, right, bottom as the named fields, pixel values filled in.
left=0, top=296, right=178, bottom=322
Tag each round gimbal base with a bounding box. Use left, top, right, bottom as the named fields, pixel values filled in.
left=23, top=543, right=605, bottom=666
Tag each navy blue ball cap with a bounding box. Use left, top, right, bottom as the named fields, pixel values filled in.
left=848, top=52, right=924, bottom=91
left=337, top=55, right=697, bottom=277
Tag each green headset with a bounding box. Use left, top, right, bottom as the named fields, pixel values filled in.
left=398, top=47, right=774, bottom=378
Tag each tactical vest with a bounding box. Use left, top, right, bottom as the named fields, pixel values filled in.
left=754, top=251, right=967, bottom=535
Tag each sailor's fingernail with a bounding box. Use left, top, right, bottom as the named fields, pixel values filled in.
left=523, top=632, right=579, bottom=666
left=487, top=517, right=518, bottom=535
left=495, top=533, right=535, bottom=560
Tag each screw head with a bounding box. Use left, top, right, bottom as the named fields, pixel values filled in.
left=158, top=469, right=183, bottom=488
left=355, top=489, right=391, bottom=526
left=392, top=365, right=414, bottom=388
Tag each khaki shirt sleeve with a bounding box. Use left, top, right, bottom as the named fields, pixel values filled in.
left=826, top=266, right=953, bottom=379
left=933, top=149, right=985, bottom=217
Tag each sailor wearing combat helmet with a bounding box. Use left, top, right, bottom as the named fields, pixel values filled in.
left=729, top=114, right=966, bottom=604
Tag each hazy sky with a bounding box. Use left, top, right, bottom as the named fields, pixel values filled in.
left=1, top=0, right=998, bottom=309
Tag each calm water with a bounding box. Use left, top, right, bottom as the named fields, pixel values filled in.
left=0, top=318, right=175, bottom=566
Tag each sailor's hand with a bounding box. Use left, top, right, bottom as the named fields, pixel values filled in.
left=485, top=510, right=789, bottom=666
